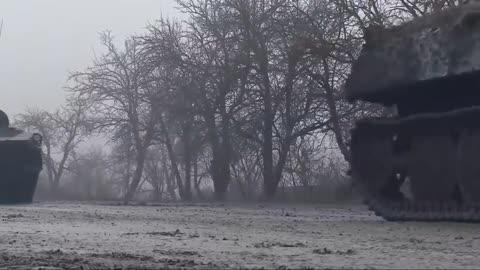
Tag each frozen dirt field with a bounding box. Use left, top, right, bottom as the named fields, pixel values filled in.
left=0, top=202, right=480, bottom=269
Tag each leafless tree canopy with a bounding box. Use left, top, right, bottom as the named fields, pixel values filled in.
left=14, top=0, right=452, bottom=203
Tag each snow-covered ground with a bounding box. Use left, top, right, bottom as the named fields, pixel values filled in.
left=0, top=202, right=479, bottom=269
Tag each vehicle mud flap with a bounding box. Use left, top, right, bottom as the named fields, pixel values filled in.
left=350, top=123, right=395, bottom=199
left=407, top=133, right=457, bottom=202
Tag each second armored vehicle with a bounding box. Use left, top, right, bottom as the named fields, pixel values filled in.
left=0, top=110, right=42, bottom=204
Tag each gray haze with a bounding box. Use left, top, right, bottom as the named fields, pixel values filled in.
left=0, top=0, right=183, bottom=118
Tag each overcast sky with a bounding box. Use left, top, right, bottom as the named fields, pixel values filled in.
left=0, top=0, right=184, bottom=118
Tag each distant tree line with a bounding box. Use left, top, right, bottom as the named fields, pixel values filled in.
left=14, top=0, right=454, bottom=203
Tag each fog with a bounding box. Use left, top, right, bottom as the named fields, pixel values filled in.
left=0, top=0, right=183, bottom=117
left=1, top=0, right=359, bottom=205
left=1, top=1, right=478, bottom=268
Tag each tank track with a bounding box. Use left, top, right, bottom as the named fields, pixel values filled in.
left=366, top=198, right=480, bottom=222
left=350, top=105, right=480, bottom=222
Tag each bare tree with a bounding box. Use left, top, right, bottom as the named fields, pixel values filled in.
left=154, top=0, right=362, bottom=199
left=15, top=97, right=91, bottom=194
left=222, top=0, right=346, bottom=199
left=68, top=147, right=113, bottom=200
left=69, top=32, right=157, bottom=203
left=143, top=146, right=168, bottom=201
left=142, top=9, right=250, bottom=200
left=34, top=0, right=442, bottom=203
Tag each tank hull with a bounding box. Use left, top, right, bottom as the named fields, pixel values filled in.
left=0, top=140, right=42, bottom=204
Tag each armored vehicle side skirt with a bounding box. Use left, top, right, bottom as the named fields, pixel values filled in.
left=350, top=105, right=480, bottom=222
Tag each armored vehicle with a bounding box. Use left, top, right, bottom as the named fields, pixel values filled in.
left=346, top=3, right=480, bottom=221
left=0, top=110, right=42, bottom=204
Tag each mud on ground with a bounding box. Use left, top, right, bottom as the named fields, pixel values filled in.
left=0, top=202, right=479, bottom=269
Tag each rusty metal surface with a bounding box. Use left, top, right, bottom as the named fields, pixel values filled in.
left=345, top=4, right=480, bottom=101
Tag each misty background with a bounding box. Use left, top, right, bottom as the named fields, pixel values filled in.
left=0, top=0, right=423, bottom=204
left=0, top=0, right=182, bottom=116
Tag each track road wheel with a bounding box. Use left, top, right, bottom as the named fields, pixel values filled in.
left=407, top=134, right=457, bottom=202
left=350, top=124, right=395, bottom=198
left=457, top=129, right=480, bottom=203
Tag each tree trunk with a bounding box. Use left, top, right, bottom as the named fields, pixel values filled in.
left=262, top=72, right=275, bottom=200
left=218, top=112, right=233, bottom=200
left=162, top=151, right=177, bottom=201
left=183, top=146, right=192, bottom=201
left=211, top=145, right=232, bottom=200
left=42, top=152, right=55, bottom=190
left=165, top=136, right=185, bottom=199
left=322, top=60, right=351, bottom=163
left=122, top=141, right=133, bottom=198
left=204, top=109, right=232, bottom=201
left=211, top=152, right=229, bottom=200
left=325, top=87, right=350, bottom=162
left=193, top=152, right=204, bottom=200
left=160, top=116, right=186, bottom=200
left=50, top=148, right=70, bottom=197
left=272, top=141, right=291, bottom=193
left=152, top=181, right=162, bottom=201
left=182, top=120, right=193, bottom=201
left=123, top=148, right=147, bottom=203
left=265, top=55, right=297, bottom=200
